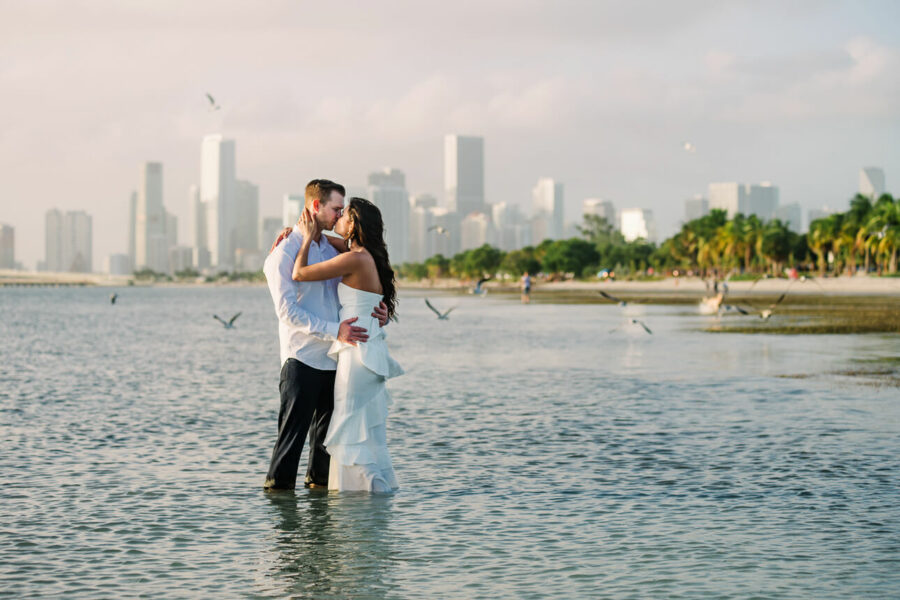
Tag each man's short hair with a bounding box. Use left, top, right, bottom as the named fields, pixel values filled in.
left=305, top=179, right=346, bottom=207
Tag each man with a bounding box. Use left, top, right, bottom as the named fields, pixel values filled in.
left=263, top=179, right=388, bottom=490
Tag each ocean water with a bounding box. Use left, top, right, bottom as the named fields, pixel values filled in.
left=1, top=286, right=898, bottom=599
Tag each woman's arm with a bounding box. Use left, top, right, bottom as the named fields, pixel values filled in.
left=324, top=233, right=349, bottom=253
left=292, top=237, right=359, bottom=281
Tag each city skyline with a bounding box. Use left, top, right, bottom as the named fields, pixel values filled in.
left=2, top=1, right=899, bottom=268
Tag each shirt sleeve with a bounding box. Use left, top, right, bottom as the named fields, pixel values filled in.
left=264, top=241, right=340, bottom=341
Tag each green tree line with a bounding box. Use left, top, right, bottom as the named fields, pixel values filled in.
left=394, top=193, right=900, bottom=280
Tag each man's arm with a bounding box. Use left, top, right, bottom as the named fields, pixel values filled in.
left=264, top=242, right=370, bottom=345
left=264, top=243, right=341, bottom=340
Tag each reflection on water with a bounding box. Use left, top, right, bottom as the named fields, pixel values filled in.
left=259, top=492, right=396, bottom=599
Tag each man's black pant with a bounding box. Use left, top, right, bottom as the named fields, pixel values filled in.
left=265, top=358, right=335, bottom=489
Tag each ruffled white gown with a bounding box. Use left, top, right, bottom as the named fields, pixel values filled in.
left=324, top=283, right=404, bottom=492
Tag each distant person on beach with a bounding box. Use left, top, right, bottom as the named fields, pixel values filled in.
left=520, top=273, right=532, bottom=304
left=263, top=179, right=390, bottom=491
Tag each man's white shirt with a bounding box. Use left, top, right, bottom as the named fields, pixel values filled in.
left=263, top=225, right=341, bottom=370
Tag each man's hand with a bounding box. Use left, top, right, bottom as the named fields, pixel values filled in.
left=269, top=227, right=292, bottom=254
left=337, top=316, right=369, bottom=346
left=372, top=301, right=389, bottom=327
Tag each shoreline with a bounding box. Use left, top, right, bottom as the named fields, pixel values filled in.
left=3, top=269, right=899, bottom=297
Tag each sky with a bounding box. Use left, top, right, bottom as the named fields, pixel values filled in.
left=2, top=0, right=899, bottom=269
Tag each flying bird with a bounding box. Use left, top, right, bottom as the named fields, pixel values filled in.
left=598, top=290, right=628, bottom=307
left=472, top=276, right=491, bottom=295
left=213, top=312, right=241, bottom=329
left=610, top=318, right=653, bottom=335
left=428, top=225, right=449, bottom=236
left=424, top=298, right=455, bottom=320
left=205, top=93, right=221, bottom=111
left=109, top=293, right=118, bottom=305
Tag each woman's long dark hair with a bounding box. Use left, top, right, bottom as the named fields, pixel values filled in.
left=346, top=197, right=397, bottom=318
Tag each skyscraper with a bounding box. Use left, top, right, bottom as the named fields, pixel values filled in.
left=0, top=224, right=14, bottom=269
left=532, top=178, right=564, bottom=241
left=62, top=211, right=92, bottom=272
left=583, top=198, right=616, bottom=226
left=684, top=195, right=709, bottom=221
left=234, top=179, right=260, bottom=253
left=260, top=217, right=283, bottom=253
left=201, top=134, right=236, bottom=268
left=461, top=212, right=492, bottom=251
left=188, top=184, right=208, bottom=269
left=136, top=162, right=167, bottom=272
left=444, top=135, right=484, bottom=216
left=775, top=203, right=803, bottom=232
left=44, top=208, right=63, bottom=271
left=708, top=182, right=779, bottom=220
left=283, top=194, right=304, bottom=227
left=368, top=168, right=410, bottom=263
left=859, top=167, right=885, bottom=200
left=127, top=191, right=136, bottom=271
left=620, top=208, right=657, bottom=243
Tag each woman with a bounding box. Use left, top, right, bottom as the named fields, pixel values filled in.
left=292, top=197, right=403, bottom=492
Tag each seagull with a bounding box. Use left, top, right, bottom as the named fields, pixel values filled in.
left=425, top=298, right=455, bottom=320
left=756, top=293, right=787, bottom=321
left=472, top=276, right=490, bottom=295
left=205, top=93, right=221, bottom=111
left=428, top=225, right=449, bottom=236
left=598, top=290, right=628, bottom=307
left=109, top=293, right=118, bottom=305
left=213, top=312, right=241, bottom=329
left=682, top=141, right=696, bottom=153
left=609, top=318, right=653, bottom=335
left=723, top=304, right=750, bottom=315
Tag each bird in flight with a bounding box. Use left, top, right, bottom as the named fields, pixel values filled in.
left=213, top=312, right=241, bottom=329
left=206, top=93, right=221, bottom=111
left=109, top=293, right=118, bottom=305
left=598, top=290, right=629, bottom=307
left=472, top=276, right=491, bottom=295
left=428, top=225, right=449, bottom=236
left=610, top=318, right=653, bottom=335
left=424, top=299, right=455, bottom=320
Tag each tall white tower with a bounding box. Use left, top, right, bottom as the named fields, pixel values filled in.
left=532, top=178, right=564, bottom=241
left=136, top=162, right=166, bottom=272
left=368, top=168, right=410, bottom=264
left=444, top=135, right=485, bottom=216
left=201, top=135, right=236, bottom=269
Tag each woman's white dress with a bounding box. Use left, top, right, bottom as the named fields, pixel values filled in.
left=325, top=283, right=404, bottom=492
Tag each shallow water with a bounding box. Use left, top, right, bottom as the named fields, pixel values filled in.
left=1, top=286, right=898, bottom=598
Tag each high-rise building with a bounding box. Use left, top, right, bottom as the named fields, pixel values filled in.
left=411, top=193, right=438, bottom=210
left=368, top=168, right=409, bottom=263
left=429, top=207, right=460, bottom=257
left=708, top=182, right=779, bottom=220
left=583, top=198, right=616, bottom=226
left=532, top=178, right=564, bottom=241
left=461, top=212, right=492, bottom=251
left=283, top=194, right=304, bottom=227
left=492, top=202, right=529, bottom=251
left=260, top=217, right=284, bottom=253
left=62, top=210, right=93, bottom=272
left=127, top=191, right=137, bottom=271
left=166, top=212, right=178, bottom=250
left=775, top=203, right=803, bottom=232
left=808, top=207, right=835, bottom=226
left=234, top=179, right=260, bottom=253
left=444, top=135, right=485, bottom=216
left=45, top=209, right=63, bottom=271
left=105, top=253, right=130, bottom=276
left=136, top=162, right=167, bottom=272
left=684, top=195, right=709, bottom=221
left=0, top=224, right=14, bottom=269
left=168, top=246, right=194, bottom=275
left=201, top=134, right=236, bottom=268
left=188, top=184, right=205, bottom=265
left=859, top=167, right=885, bottom=200
left=620, top=208, right=657, bottom=243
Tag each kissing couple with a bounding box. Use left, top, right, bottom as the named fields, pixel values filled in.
left=262, top=179, right=403, bottom=493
